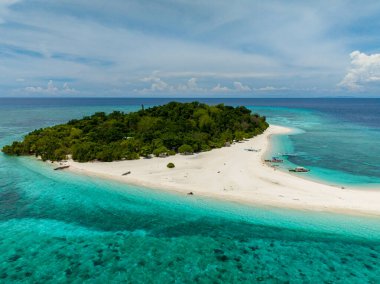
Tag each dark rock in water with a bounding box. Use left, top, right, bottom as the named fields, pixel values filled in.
left=53, top=236, right=66, bottom=241
left=187, top=192, right=194, bottom=195
left=213, top=248, right=224, bottom=254
left=8, top=254, right=20, bottom=262
left=82, top=273, right=91, bottom=280
left=242, top=249, right=249, bottom=254
left=216, top=267, right=227, bottom=273
left=216, top=254, right=229, bottom=262
left=234, top=256, right=241, bottom=262
left=370, top=253, right=378, bottom=259
left=93, top=259, right=103, bottom=266
left=0, top=272, right=8, bottom=279
left=249, top=245, right=259, bottom=251
left=65, top=268, right=73, bottom=276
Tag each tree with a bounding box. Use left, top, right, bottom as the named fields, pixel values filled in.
left=2, top=102, right=269, bottom=162
left=234, top=131, right=245, bottom=142
left=140, top=145, right=152, bottom=158
left=178, top=144, right=193, bottom=154
left=153, top=146, right=168, bottom=157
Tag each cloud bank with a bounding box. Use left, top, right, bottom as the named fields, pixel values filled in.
left=2, top=1, right=380, bottom=96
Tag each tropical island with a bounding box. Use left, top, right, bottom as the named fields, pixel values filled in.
left=2, top=102, right=269, bottom=162
left=3, top=101, right=380, bottom=217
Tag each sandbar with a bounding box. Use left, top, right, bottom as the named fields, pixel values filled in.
left=64, top=125, right=380, bottom=217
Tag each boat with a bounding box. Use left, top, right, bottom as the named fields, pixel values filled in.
left=245, top=148, right=261, bottom=152
left=265, top=157, right=283, bottom=163
left=54, top=165, right=70, bottom=170
left=289, top=167, right=310, bottom=172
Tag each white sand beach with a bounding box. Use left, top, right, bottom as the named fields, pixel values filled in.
left=65, top=125, right=380, bottom=217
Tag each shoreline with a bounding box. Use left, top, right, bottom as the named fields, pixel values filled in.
left=262, top=127, right=380, bottom=191
left=63, top=125, right=380, bottom=218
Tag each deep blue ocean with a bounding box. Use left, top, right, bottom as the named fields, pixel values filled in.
left=1, top=98, right=380, bottom=283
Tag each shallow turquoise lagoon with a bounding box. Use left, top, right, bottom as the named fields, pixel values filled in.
left=1, top=98, right=380, bottom=283
left=255, top=106, right=380, bottom=187
left=2, top=156, right=380, bottom=283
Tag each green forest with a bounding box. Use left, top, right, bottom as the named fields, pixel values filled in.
left=2, top=102, right=269, bottom=162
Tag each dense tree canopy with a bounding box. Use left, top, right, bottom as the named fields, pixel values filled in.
left=2, top=102, right=269, bottom=162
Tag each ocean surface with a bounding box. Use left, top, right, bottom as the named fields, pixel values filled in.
left=1, top=98, right=380, bottom=283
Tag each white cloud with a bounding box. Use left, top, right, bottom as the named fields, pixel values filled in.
left=233, top=81, right=251, bottom=91
left=177, top=78, right=205, bottom=92
left=187, top=78, right=198, bottom=90
left=138, top=74, right=206, bottom=93
left=257, top=86, right=288, bottom=91
left=151, top=79, right=170, bottom=91
left=211, top=83, right=230, bottom=92
left=47, top=80, right=58, bottom=93
left=140, top=74, right=173, bottom=92
left=338, top=51, right=380, bottom=91
left=24, top=80, right=77, bottom=94
left=63, top=82, right=77, bottom=93
left=139, top=76, right=288, bottom=94
left=25, top=86, right=43, bottom=93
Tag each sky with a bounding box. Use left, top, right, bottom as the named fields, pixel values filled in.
left=1, top=0, right=380, bottom=97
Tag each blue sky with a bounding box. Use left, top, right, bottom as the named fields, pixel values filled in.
left=1, top=0, right=380, bottom=97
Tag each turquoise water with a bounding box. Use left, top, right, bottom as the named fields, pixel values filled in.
left=1, top=98, right=380, bottom=283
left=253, top=106, right=380, bottom=187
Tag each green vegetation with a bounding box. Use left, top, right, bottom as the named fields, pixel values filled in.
left=178, top=144, right=194, bottom=155
left=2, top=102, right=269, bottom=162
left=167, top=162, right=175, bottom=168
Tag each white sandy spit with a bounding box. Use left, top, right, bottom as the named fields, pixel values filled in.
left=65, top=125, right=380, bottom=217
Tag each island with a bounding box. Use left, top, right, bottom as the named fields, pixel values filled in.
left=4, top=101, right=380, bottom=217
left=2, top=102, right=269, bottom=162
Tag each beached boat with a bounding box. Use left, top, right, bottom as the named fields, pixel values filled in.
left=245, top=148, right=261, bottom=152
left=265, top=157, right=283, bottom=163
left=54, top=165, right=70, bottom=170
left=289, top=167, right=310, bottom=172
